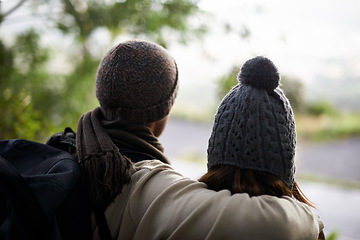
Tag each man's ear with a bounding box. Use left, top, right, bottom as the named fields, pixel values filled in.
left=147, top=115, right=169, bottom=137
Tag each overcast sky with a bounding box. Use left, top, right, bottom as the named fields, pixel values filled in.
left=171, top=0, right=360, bottom=80
left=168, top=0, right=360, bottom=112
left=2, top=0, right=360, bottom=112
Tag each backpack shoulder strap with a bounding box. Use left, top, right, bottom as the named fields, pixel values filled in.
left=46, top=127, right=77, bottom=154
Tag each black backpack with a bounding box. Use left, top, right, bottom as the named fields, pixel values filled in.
left=0, top=137, right=92, bottom=240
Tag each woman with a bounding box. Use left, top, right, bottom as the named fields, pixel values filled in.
left=199, top=56, right=325, bottom=239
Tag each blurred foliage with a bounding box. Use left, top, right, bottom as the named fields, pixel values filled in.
left=306, top=100, right=339, bottom=116
left=32, top=0, right=206, bottom=49
left=326, top=231, right=339, bottom=240
left=0, top=0, right=205, bottom=141
left=296, top=98, right=360, bottom=141
left=0, top=31, right=56, bottom=141
left=280, top=75, right=306, bottom=113
left=215, top=66, right=238, bottom=100
left=296, top=113, right=360, bottom=141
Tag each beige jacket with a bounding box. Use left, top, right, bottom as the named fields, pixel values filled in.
left=92, top=160, right=323, bottom=240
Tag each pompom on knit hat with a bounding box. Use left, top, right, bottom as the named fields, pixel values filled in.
left=207, top=56, right=297, bottom=189
left=96, top=40, right=179, bottom=123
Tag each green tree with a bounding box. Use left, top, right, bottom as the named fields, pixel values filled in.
left=0, top=0, right=206, bottom=141
left=33, top=0, right=206, bottom=52
left=280, top=75, right=305, bottom=113
left=215, top=66, right=239, bottom=100
left=0, top=0, right=27, bottom=25
left=0, top=30, right=55, bottom=140
left=306, top=100, right=338, bottom=116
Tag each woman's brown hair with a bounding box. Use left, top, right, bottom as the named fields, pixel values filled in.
left=198, top=165, right=314, bottom=208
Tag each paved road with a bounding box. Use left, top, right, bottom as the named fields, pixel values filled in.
left=297, top=138, right=360, bottom=182
left=159, top=117, right=360, bottom=240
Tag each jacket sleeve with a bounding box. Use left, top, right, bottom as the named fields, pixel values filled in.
left=101, top=161, right=323, bottom=240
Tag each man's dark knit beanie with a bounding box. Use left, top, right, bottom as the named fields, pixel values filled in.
left=96, top=40, right=179, bottom=123
left=207, top=56, right=297, bottom=189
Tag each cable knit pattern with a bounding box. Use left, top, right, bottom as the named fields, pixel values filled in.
left=207, top=56, right=296, bottom=188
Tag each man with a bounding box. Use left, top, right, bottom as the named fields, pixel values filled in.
left=70, top=40, right=323, bottom=239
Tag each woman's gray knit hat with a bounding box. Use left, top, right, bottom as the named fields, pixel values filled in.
left=96, top=40, right=179, bottom=123
left=207, top=56, right=296, bottom=189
